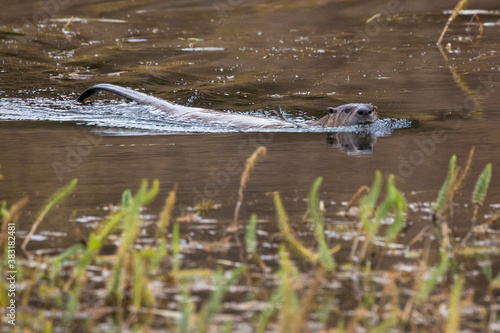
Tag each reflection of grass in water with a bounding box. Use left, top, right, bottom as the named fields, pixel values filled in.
left=449, top=66, right=484, bottom=118
left=254, top=0, right=338, bottom=12
left=438, top=0, right=489, bottom=119
left=2, top=146, right=498, bottom=331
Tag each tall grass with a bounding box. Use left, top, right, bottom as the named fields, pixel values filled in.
left=351, top=171, right=408, bottom=263
left=22, top=178, right=78, bottom=253
left=2, top=150, right=497, bottom=332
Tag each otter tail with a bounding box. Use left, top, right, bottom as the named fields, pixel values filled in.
left=76, top=84, right=164, bottom=106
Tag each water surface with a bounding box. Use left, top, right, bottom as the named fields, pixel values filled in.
left=0, top=0, right=499, bottom=262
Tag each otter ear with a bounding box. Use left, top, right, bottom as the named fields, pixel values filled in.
left=327, top=107, right=336, bottom=114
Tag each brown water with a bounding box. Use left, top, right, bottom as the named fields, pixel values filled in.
left=1, top=0, right=500, bottom=254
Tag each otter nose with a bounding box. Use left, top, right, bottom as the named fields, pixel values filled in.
left=357, top=108, right=372, bottom=116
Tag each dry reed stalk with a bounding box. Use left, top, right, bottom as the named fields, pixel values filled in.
left=402, top=237, right=431, bottom=324
left=454, top=146, right=475, bottom=192
left=293, top=268, right=326, bottom=333
left=233, top=146, right=267, bottom=225
left=437, top=0, right=469, bottom=45
left=156, top=184, right=177, bottom=239
left=345, top=307, right=366, bottom=333
left=232, top=146, right=267, bottom=286
left=441, top=220, right=451, bottom=249
left=21, top=255, right=43, bottom=306
left=343, top=185, right=370, bottom=214
left=470, top=14, right=484, bottom=45
left=63, top=16, right=74, bottom=30
left=0, top=196, right=29, bottom=251
left=408, top=224, right=431, bottom=247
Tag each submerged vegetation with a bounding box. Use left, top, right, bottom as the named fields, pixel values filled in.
left=1, top=146, right=499, bottom=332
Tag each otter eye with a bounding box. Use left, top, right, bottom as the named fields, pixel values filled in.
left=344, top=108, right=350, bottom=114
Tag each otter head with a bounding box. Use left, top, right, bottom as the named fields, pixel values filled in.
left=326, top=103, right=378, bottom=127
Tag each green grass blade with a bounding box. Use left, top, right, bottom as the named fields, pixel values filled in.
left=196, top=266, right=246, bottom=332
left=156, top=188, right=176, bottom=240
left=179, top=284, right=193, bottom=333
left=143, top=179, right=160, bottom=205
left=477, top=254, right=492, bottom=281
left=121, top=189, right=132, bottom=207
left=38, top=178, right=78, bottom=223
left=133, top=251, right=144, bottom=308
left=172, top=223, right=181, bottom=276
left=317, top=296, right=334, bottom=326
left=366, top=170, right=383, bottom=206
left=245, top=214, right=258, bottom=255
left=22, top=178, right=78, bottom=250
left=221, top=320, right=233, bottom=333
left=0, top=201, right=7, bottom=219
left=273, top=192, right=317, bottom=263
left=416, top=250, right=449, bottom=305
left=207, top=266, right=246, bottom=319
left=110, top=180, right=160, bottom=294
left=384, top=176, right=408, bottom=244
left=50, top=244, right=84, bottom=285
left=359, top=171, right=382, bottom=232
left=308, top=177, right=335, bottom=270
left=435, top=155, right=456, bottom=214
left=148, top=238, right=167, bottom=273
left=277, top=245, right=300, bottom=333
left=472, top=163, right=492, bottom=206
left=64, top=285, right=82, bottom=327
left=446, top=275, right=465, bottom=333
left=372, top=317, right=396, bottom=333
left=309, top=177, right=323, bottom=230
left=255, top=287, right=282, bottom=333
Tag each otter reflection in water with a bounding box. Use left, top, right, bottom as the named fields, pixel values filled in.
left=326, top=131, right=376, bottom=155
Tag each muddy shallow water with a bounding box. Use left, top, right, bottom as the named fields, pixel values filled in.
left=1, top=0, right=500, bottom=270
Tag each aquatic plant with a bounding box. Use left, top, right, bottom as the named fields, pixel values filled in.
left=233, top=146, right=267, bottom=225
left=471, top=163, right=492, bottom=223
left=350, top=170, right=408, bottom=263
left=196, top=266, right=246, bottom=332
left=274, top=191, right=319, bottom=265
left=22, top=178, right=78, bottom=254
left=308, top=177, right=335, bottom=271
left=1, top=148, right=499, bottom=332
left=446, top=275, right=465, bottom=333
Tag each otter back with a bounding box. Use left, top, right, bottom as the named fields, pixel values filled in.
left=77, top=84, right=300, bottom=129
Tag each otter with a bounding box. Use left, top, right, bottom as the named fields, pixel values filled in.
left=308, top=104, right=378, bottom=127
left=76, top=84, right=378, bottom=129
